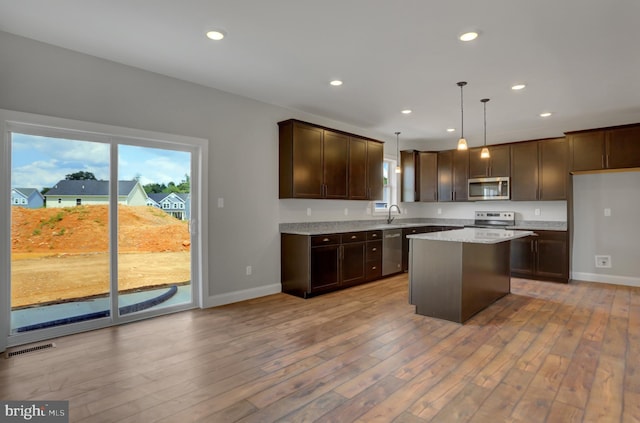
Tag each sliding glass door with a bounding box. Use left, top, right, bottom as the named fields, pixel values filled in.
left=6, top=122, right=201, bottom=345
left=117, top=144, right=192, bottom=317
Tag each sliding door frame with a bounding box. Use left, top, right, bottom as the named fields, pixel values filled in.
left=1, top=109, right=209, bottom=350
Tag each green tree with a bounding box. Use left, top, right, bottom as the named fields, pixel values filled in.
left=65, top=171, right=97, bottom=180
left=143, top=183, right=167, bottom=194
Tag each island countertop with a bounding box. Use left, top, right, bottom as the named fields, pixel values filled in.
left=407, top=227, right=534, bottom=244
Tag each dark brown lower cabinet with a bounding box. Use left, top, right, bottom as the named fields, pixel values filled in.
left=310, top=244, right=340, bottom=292
left=510, top=230, right=569, bottom=283
left=341, top=241, right=366, bottom=287
left=281, top=230, right=383, bottom=298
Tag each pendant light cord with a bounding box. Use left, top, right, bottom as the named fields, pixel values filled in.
left=481, top=98, right=490, bottom=147
left=460, top=85, right=464, bottom=138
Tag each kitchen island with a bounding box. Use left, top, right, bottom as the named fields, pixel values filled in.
left=408, top=227, right=533, bottom=323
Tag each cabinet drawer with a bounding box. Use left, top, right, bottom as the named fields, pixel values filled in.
left=366, top=262, right=382, bottom=280
left=341, top=231, right=367, bottom=243
left=367, top=230, right=382, bottom=241
left=311, top=234, right=340, bottom=246
left=366, top=240, right=382, bottom=262
left=403, top=226, right=428, bottom=236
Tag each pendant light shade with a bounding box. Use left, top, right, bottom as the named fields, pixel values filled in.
left=456, top=81, right=468, bottom=151
left=480, top=98, right=490, bottom=159
left=395, top=131, right=402, bottom=173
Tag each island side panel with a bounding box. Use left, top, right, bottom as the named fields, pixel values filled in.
left=409, top=239, right=463, bottom=322
left=460, top=241, right=511, bottom=322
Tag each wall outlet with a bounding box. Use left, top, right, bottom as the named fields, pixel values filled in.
left=437, top=208, right=442, bottom=215
left=246, top=265, right=252, bottom=276
left=217, top=197, right=224, bottom=208
left=604, top=208, right=611, bottom=217
left=534, top=208, right=541, bottom=216
left=344, top=208, right=349, bottom=216
left=306, top=208, right=312, bottom=216
left=595, top=255, right=611, bottom=268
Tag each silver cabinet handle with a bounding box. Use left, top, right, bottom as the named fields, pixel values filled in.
left=372, top=248, right=377, bottom=251
left=351, top=235, right=357, bottom=239
left=323, top=238, right=330, bottom=242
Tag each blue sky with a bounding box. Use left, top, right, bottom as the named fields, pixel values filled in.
left=11, top=133, right=190, bottom=191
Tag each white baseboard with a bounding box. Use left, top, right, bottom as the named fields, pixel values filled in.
left=571, top=272, right=640, bottom=287
left=203, top=283, right=282, bottom=308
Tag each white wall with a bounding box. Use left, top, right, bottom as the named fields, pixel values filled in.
left=0, top=31, right=398, bottom=309
left=572, top=171, right=640, bottom=286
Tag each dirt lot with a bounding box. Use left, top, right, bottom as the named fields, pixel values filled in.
left=11, top=205, right=191, bottom=308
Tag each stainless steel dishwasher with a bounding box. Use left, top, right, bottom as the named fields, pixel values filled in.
left=382, top=229, right=402, bottom=276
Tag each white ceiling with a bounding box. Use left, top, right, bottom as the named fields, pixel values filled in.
left=1, top=0, right=640, bottom=147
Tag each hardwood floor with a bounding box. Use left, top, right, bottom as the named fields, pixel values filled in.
left=1, top=275, right=638, bottom=422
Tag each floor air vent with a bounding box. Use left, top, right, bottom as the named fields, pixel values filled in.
left=5, top=342, right=56, bottom=358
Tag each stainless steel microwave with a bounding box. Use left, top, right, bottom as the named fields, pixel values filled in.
left=468, top=177, right=510, bottom=201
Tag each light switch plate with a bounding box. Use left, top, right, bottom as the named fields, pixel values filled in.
left=604, top=208, right=611, bottom=217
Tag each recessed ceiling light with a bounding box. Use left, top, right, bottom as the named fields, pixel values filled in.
left=511, top=84, right=526, bottom=90
left=459, top=32, right=478, bottom=42
left=540, top=112, right=552, bottom=117
left=447, top=128, right=456, bottom=132
left=206, top=30, right=225, bottom=41
left=401, top=109, right=412, bottom=114
left=329, top=80, right=343, bottom=86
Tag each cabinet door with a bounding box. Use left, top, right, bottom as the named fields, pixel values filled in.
left=468, top=147, right=489, bottom=178
left=367, top=141, right=384, bottom=200
left=341, top=242, right=366, bottom=286
left=349, top=137, right=368, bottom=200
left=401, top=150, right=417, bottom=202
left=606, top=126, right=640, bottom=169
left=437, top=150, right=453, bottom=202
left=292, top=123, right=324, bottom=198
left=536, top=232, right=569, bottom=282
left=510, top=236, right=536, bottom=277
left=510, top=141, right=539, bottom=201
left=488, top=145, right=511, bottom=177
left=452, top=150, right=469, bottom=201
left=418, top=152, right=438, bottom=202
left=310, top=245, right=340, bottom=292
left=539, top=138, right=568, bottom=200
left=569, top=131, right=605, bottom=172
left=323, top=130, right=349, bottom=199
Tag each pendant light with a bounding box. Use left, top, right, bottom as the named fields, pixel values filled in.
left=480, top=98, right=490, bottom=159
left=456, top=81, right=468, bottom=150
left=395, top=131, right=402, bottom=173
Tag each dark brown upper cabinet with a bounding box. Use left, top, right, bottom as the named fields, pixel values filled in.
left=418, top=152, right=438, bottom=202
left=511, top=137, right=568, bottom=201
left=400, top=150, right=418, bottom=202
left=437, top=149, right=468, bottom=202
left=568, top=124, right=640, bottom=172
left=348, top=137, right=368, bottom=200
left=279, top=119, right=384, bottom=200
left=366, top=140, right=384, bottom=201
left=468, top=145, right=510, bottom=178
left=401, top=150, right=437, bottom=202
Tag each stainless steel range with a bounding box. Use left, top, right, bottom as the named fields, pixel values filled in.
left=466, top=211, right=515, bottom=228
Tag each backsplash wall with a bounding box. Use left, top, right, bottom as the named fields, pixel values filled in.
left=279, top=199, right=567, bottom=223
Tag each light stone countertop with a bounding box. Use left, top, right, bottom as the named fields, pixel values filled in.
left=407, top=227, right=534, bottom=244
left=279, top=218, right=566, bottom=235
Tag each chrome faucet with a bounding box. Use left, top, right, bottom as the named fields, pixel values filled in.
left=387, top=204, right=401, bottom=224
